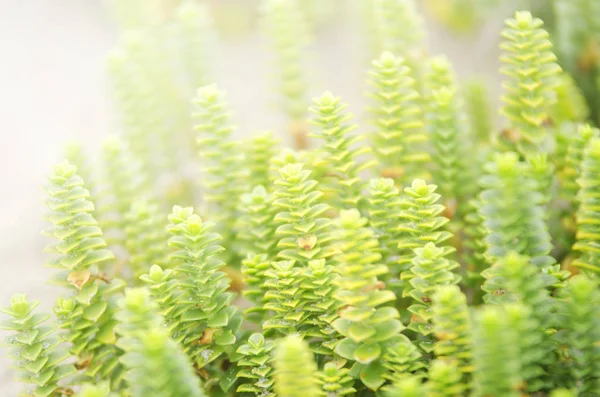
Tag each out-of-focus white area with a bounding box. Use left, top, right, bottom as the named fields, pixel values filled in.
left=0, top=0, right=509, bottom=393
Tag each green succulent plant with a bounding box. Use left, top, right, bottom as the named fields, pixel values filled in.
left=6, top=4, right=600, bottom=397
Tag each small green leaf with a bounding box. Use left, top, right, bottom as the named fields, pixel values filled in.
left=334, top=338, right=358, bottom=360
left=360, top=361, right=387, bottom=390
left=353, top=342, right=381, bottom=364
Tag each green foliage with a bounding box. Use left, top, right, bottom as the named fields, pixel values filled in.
left=428, top=359, right=467, bottom=397
left=432, top=286, right=473, bottom=377
left=43, top=161, right=126, bottom=387
left=0, top=295, right=75, bottom=397
left=556, top=276, right=600, bottom=394
left=479, top=152, right=553, bottom=263
left=561, top=124, right=599, bottom=207
left=573, top=137, right=600, bottom=273
left=368, top=178, right=454, bottom=293
left=123, top=198, right=169, bottom=281
left=194, top=84, right=248, bottom=258
left=472, top=306, right=522, bottom=397
left=317, top=362, right=356, bottom=396
left=236, top=186, right=279, bottom=260
left=98, top=136, right=148, bottom=250
left=424, top=56, right=474, bottom=204
left=166, top=206, right=239, bottom=366
left=371, top=0, right=424, bottom=61
left=9, top=4, right=600, bottom=397
left=367, top=52, right=429, bottom=182
left=75, top=383, right=113, bottom=397
left=499, top=11, right=562, bottom=155
left=273, top=335, right=319, bottom=397
left=260, top=0, right=311, bottom=143
left=332, top=209, right=419, bottom=389
left=309, top=92, right=376, bottom=210
left=245, top=131, right=280, bottom=190
left=464, top=79, right=493, bottom=146
left=174, top=1, right=217, bottom=91
left=116, top=288, right=205, bottom=397
left=407, top=243, right=461, bottom=352
left=273, top=163, right=336, bottom=263
left=236, top=333, right=276, bottom=396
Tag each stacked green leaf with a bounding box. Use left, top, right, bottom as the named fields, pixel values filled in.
left=462, top=198, right=488, bottom=298
left=464, top=79, right=493, bottom=146
left=482, top=252, right=558, bottom=392
left=428, top=359, right=467, bottom=397
left=43, top=161, right=126, bottom=387
left=260, top=0, right=312, bottom=148
left=317, top=362, right=356, bottom=396
left=236, top=185, right=279, bottom=260
left=98, top=136, right=149, bottom=251
left=367, top=52, right=429, bottom=183
left=572, top=137, right=600, bottom=273
left=561, top=124, right=599, bottom=209
left=236, top=333, right=276, bottom=396
left=432, top=285, right=473, bottom=378
left=472, top=305, right=523, bottom=397
left=245, top=131, right=280, bottom=190
left=396, top=180, right=454, bottom=291
left=166, top=206, right=240, bottom=367
left=309, top=91, right=376, bottom=210
left=479, top=152, right=554, bottom=264
left=123, top=198, right=169, bottom=282
left=115, top=288, right=205, bottom=397
left=407, top=243, right=461, bottom=353
left=273, top=335, right=320, bottom=397
left=556, top=276, right=600, bottom=394
left=241, top=254, right=271, bottom=318
left=273, top=163, right=337, bottom=263
left=332, top=209, right=421, bottom=390
left=194, top=84, right=248, bottom=261
left=499, top=11, right=562, bottom=155
left=139, top=265, right=180, bottom=324
left=424, top=56, right=474, bottom=208
left=0, top=295, right=76, bottom=397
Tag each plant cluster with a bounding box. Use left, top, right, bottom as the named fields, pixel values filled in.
left=4, top=1, right=600, bottom=396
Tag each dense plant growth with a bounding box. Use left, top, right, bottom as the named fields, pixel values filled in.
left=5, top=0, right=600, bottom=396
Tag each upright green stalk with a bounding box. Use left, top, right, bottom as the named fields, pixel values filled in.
left=367, top=52, right=429, bottom=183
left=260, top=0, right=312, bottom=149
left=309, top=91, right=376, bottom=211
left=166, top=206, right=239, bottom=366
left=557, top=276, right=600, bottom=394
left=573, top=137, right=600, bottom=273
left=432, top=285, right=473, bottom=378
left=43, top=161, right=126, bottom=388
left=472, top=306, right=522, bottom=397
left=424, top=56, right=474, bottom=208
left=115, top=288, right=205, bottom=397
left=236, top=333, right=276, bottom=396
left=174, top=1, right=217, bottom=91
left=332, top=209, right=420, bottom=390
left=499, top=11, right=562, bottom=155
left=272, top=163, right=336, bottom=263
left=407, top=243, right=461, bottom=353
left=193, top=84, right=248, bottom=261
left=123, top=198, right=169, bottom=282
left=479, top=152, right=554, bottom=265
left=273, top=335, right=320, bottom=397
left=0, top=295, right=76, bottom=397
left=464, top=79, right=493, bottom=146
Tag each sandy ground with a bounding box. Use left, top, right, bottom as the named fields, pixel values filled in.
left=0, top=1, right=507, bottom=393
